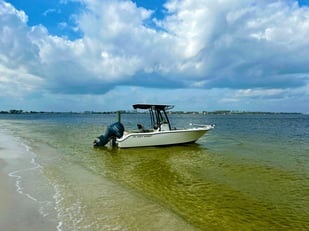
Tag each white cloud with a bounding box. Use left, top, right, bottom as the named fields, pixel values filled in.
left=236, top=88, right=285, bottom=98
left=0, top=64, right=43, bottom=97
left=43, top=8, right=59, bottom=16
left=0, top=1, right=44, bottom=98
left=0, top=1, right=28, bottom=23
left=0, top=0, right=309, bottom=112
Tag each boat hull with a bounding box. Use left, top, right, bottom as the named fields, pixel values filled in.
left=116, top=127, right=211, bottom=148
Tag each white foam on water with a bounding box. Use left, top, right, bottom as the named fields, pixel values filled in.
left=7, top=157, right=55, bottom=217
left=56, top=221, right=63, bottom=231
left=52, top=183, right=88, bottom=231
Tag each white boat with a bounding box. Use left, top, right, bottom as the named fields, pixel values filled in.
left=94, top=104, right=214, bottom=148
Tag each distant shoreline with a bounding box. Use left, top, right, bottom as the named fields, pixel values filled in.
left=0, top=110, right=305, bottom=115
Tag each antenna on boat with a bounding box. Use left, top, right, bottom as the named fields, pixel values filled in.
left=117, top=111, right=121, bottom=122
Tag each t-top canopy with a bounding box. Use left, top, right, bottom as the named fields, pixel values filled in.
left=133, top=104, right=174, bottom=110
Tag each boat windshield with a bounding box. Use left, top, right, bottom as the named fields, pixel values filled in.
left=133, top=104, right=173, bottom=130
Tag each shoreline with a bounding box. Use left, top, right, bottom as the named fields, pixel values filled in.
left=0, top=129, right=58, bottom=231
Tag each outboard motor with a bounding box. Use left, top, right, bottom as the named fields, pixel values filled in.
left=94, top=122, right=124, bottom=147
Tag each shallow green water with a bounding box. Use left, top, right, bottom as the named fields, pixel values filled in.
left=1, top=113, right=309, bottom=230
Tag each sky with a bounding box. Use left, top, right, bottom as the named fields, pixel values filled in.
left=0, top=0, right=309, bottom=112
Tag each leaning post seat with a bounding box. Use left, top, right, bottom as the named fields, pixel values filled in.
left=160, top=123, right=170, bottom=131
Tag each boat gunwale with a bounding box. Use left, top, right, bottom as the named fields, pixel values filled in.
left=117, top=127, right=211, bottom=142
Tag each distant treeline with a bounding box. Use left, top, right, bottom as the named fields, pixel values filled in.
left=0, top=110, right=118, bottom=114
left=0, top=109, right=303, bottom=115
left=173, top=110, right=302, bottom=115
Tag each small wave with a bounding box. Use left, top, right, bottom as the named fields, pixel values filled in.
left=8, top=158, right=41, bottom=199
left=57, top=221, right=63, bottom=231
left=8, top=157, right=55, bottom=217
left=53, top=184, right=87, bottom=231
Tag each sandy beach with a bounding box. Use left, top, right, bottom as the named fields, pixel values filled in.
left=0, top=129, right=57, bottom=231
left=0, top=159, right=10, bottom=221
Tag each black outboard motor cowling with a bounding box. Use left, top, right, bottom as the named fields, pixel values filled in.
left=94, top=122, right=124, bottom=147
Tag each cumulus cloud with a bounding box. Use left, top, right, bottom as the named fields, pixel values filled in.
left=0, top=0, right=309, bottom=111
left=75, top=0, right=309, bottom=90
left=0, top=1, right=44, bottom=98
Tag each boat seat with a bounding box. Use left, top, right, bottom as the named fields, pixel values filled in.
left=137, top=123, right=151, bottom=132
left=137, top=123, right=144, bottom=130
left=160, top=122, right=170, bottom=131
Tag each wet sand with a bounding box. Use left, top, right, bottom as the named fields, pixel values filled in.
left=0, top=130, right=57, bottom=231
left=0, top=159, right=10, bottom=222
